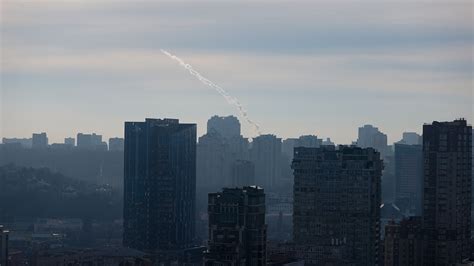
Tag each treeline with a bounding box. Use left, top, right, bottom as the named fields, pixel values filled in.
left=0, top=164, right=122, bottom=220
left=0, top=146, right=123, bottom=187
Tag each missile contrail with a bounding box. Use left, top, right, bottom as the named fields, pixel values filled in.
left=161, top=49, right=262, bottom=136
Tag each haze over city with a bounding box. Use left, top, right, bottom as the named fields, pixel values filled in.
left=2, top=1, right=472, bottom=144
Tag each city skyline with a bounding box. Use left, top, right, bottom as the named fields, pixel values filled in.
left=1, top=1, right=473, bottom=264
left=1, top=116, right=471, bottom=146
left=0, top=117, right=471, bottom=264
left=2, top=1, right=472, bottom=144
left=0, top=114, right=471, bottom=146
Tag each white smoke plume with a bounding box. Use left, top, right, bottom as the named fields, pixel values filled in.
left=161, top=49, right=262, bottom=136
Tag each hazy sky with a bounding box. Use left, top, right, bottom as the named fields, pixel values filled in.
left=1, top=0, right=472, bottom=144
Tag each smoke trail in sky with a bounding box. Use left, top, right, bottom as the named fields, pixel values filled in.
left=161, top=49, right=262, bottom=136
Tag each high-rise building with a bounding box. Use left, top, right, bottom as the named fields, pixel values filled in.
left=32, top=132, right=48, bottom=148
left=207, top=115, right=241, bottom=139
left=227, top=135, right=250, bottom=161
left=64, top=137, right=75, bottom=146
left=281, top=136, right=323, bottom=162
left=281, top=138, right=297, bottom=162
left=322, top=138, right=335, bottom=146
left=205, top=186, right=266, bottom=265
left=281, top=138, right=298, bottom=187
left=123, top=118, right=196, bottom=252
left=207, top=116, right=249, bottom=161
left=357, top=125, right=394, bottom=205
left=357, top=124, right=389, bottom=157
left=251, top=134, right=282, bottom=190
left=280, top=135, right=328, bottom=190
left=422, top=119, right=472, bottom=265
left=292, top=146, right=382, bottom=265
left=384, top=216, right=423, bottom=266
left=76, top=133, right=103, bottom=150
left=232, top=160, right=255, bottom=187
left=108, top=137, right=124, bottom=151
left=295, top=135, right=322, bottom=149
left=394, top=144, right=423, bottom=215
left=382, top=153, right=397, bottom=204
left=0, top=225, right=8, bottom=266
left=197, top=116, right=249, bottom=190
left=197, top=131, right=232, bottom=189
left=398, top=132, right=422, bottom=145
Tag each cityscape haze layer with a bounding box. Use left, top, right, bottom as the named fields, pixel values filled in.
left=2, top=1, right=472, bottom=144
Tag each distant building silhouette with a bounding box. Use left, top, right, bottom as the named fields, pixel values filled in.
left=322, top=137, right=335, bottom=146
left=357, top=124, right=389, bottom=157
left=77, top=133, right=105, bottom=150
left=205, top=186, right=266, bottom=265
left=207, top=115, right=241, bottom=139
left=1, top=138, right=32, bottom=148
left=64, top=137, right=75, bottom=146
left=281, top=138, right=297, bottom=162
left=394, top=144, right=423, bottom=215
left=108, top=137, right=124, bottom=151
left=384, top=216, right=423, bottom=266
left=381, top=154, right=397, bottom=204
left=281, top=135, right=327, bottom=192
left=227, top=136, right=250, bottom=163
left=197, top=131, right=232, bottom=188
left=123, top=118, right=196, bottom=252
left=197, top=115, right=249, bottom=190
left=281, top=135, right=323, bottom=162
left=32, top=132, right=48, bottom=149
left=208, top=116, right=249, bottom=160
left=250, top=134, right=282, bottom=190
left=422, top=119, right=472, bottom=264
left=397, top=132, right=422, bottom=145
left=357, top=125, right=396, bottom=205
left=295, top=135, right=322, bottom=148
left=231, top=160, right=255, bottom=187
left=292, top=146, right=382, bottom=265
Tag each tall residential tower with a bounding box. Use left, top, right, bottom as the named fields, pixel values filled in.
left=123, top=118, right=197, bottom=252
left=292, top=146, right=382, bottom=265
left=422, top=119, right=472, bottom=265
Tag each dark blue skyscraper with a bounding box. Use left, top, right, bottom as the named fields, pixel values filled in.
left=123, top=118, right=197, bottom=252
left=422, top=119, right=472, bottom=265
